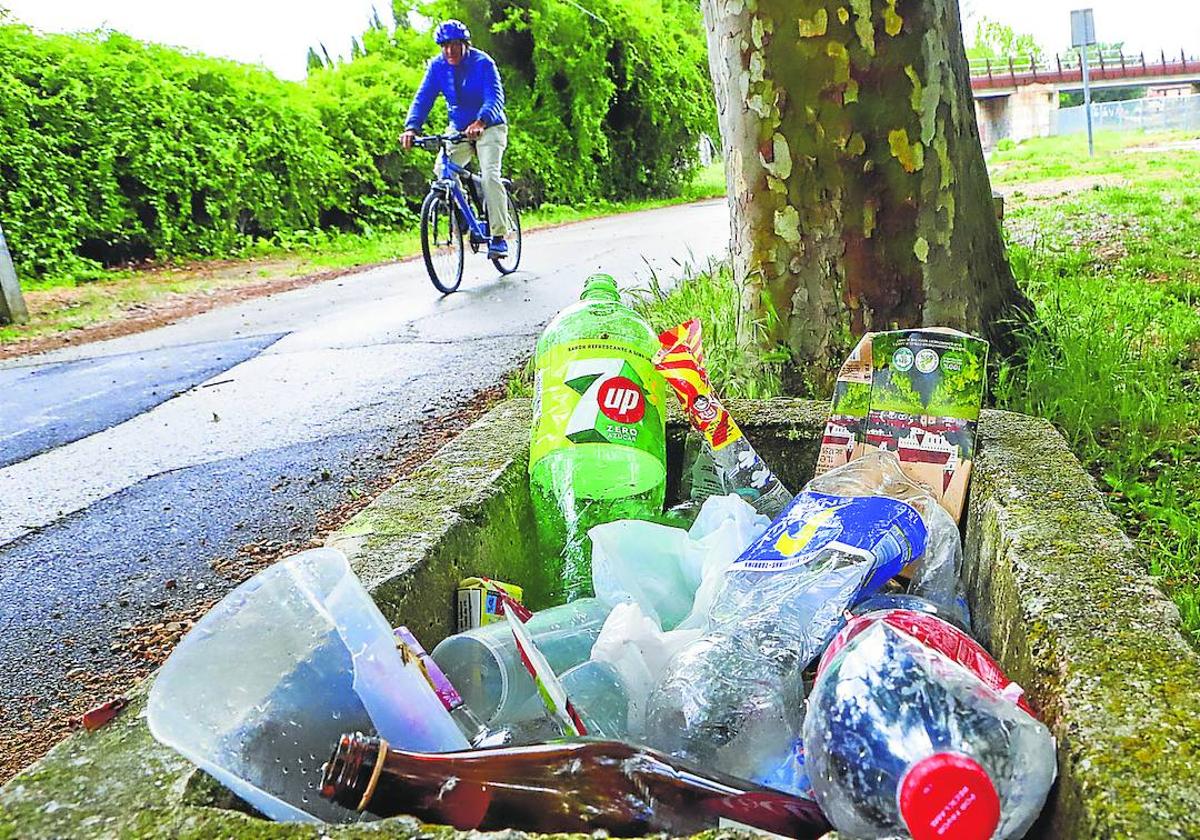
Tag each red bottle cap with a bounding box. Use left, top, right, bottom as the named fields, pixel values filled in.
left=898, top=752, right=1001, bottom=840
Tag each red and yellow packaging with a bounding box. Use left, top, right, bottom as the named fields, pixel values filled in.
left=654, top=319, right=744, bottom=451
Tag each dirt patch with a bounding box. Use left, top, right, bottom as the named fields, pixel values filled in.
left=997, top=174, right=1141, bottom=255
left=0, top=383, right=509, bottom=785
left=1005, top=205, right=1144, bottom=257
left=994, top=174, right=1128, bottom=201
left=0, top=256, right=411, bottom=361
left=1124, top=139, right=1200, bottom=154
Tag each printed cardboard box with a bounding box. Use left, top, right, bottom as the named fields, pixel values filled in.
left=815, top=328, right=988, bottom=522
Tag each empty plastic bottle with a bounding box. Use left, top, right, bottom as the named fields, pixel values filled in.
left=529, top=274, right=667, bottom=601
left=823, top=608, right=1034, bottom=716
left=804, top=620, right=1056, bottom=840
left=644, top=451, right=963, bottom=782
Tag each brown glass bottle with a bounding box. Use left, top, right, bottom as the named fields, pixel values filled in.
left=321, top=733, right=829, bottom=838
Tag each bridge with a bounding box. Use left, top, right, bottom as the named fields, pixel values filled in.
left=966, top=49, right=1200, bottom=147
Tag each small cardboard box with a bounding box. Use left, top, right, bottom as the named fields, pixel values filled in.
left=816, top=328, right=989, bottom=523
left=455, top=577, right=524, bottom=633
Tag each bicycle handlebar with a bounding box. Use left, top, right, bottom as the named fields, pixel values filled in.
left=412, top=133, right=470, bottom=151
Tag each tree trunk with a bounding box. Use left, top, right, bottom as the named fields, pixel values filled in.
left=701, top=0, right=1029, bottom=392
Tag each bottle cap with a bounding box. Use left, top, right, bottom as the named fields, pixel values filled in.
left=898, top=752, right=1000, bottom=840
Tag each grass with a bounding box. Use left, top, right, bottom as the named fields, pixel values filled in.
left=988, top=129, right=1200, bottom=183
left=989, top=129, right=1200, bottom=641
left=0, top=163, right=727, bottom=347
left=629, top=259, right=783, bottom=400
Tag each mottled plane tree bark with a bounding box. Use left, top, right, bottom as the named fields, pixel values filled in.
left=700, top=0, right=1029, bottom=390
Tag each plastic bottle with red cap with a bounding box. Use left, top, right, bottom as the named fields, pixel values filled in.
left=803, top=614, right=1057, bottom=840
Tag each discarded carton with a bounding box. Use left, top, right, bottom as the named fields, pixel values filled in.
left=815, top=328, right=988, bottom=522
left=456, top=577, right=524, bottom=633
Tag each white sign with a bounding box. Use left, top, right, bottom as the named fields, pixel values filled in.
left=1071, top=9, right=1096, bottom=48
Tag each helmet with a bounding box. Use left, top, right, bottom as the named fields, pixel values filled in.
left=434, top=19, right=471, bottom=45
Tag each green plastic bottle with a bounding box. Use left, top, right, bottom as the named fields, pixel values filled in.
left=530, top=274, right=667, bottom=603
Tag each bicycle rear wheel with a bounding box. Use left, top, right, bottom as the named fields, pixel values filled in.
left=421, top=191, right=464, bottom=294
left=490, top=192, right=522, bottom=275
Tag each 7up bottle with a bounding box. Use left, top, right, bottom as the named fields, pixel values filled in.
left=530, top=275, right=667, bottom=603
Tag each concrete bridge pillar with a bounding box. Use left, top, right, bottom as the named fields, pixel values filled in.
left=1008, top=83, right=1057, bottom=142
left=974, top=95, right=1010, bottom=149
left=973, top=84, right=1058, bottom=149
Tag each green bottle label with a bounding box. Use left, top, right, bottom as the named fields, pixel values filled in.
left=530, top=340, right=666, bottom=470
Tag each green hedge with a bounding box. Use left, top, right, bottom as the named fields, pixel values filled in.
left=0, top=1, right=714, bottom=281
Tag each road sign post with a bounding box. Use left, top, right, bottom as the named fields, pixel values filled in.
left=1071, top=8, right=1097, bottom=156
left=0, top=221, right=29, bottom=325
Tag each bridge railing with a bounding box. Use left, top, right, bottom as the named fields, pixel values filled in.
left=968, top=49, right=1199, bottom=88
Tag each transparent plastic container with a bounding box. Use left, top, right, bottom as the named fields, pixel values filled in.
left=146, top=548, right=468, bottom=823
left=430, top=597, right=611, bottom=726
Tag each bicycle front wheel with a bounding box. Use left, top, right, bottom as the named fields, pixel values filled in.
left=421, top=191, right=464, bottom=294
left=491, top=192, right=522, bottom=275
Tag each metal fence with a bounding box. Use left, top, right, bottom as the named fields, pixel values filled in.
left=1052, top=94, right=1200, bottom=135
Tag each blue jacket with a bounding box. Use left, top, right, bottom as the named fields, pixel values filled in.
left=404, top=48, right=506, bottom=132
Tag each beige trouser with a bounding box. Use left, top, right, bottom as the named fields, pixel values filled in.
left=446, top=124, right=510, bottom=238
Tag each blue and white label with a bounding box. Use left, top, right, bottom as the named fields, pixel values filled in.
left=732, top=492, right=927, bottom=581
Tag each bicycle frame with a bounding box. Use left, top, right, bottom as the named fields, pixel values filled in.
left=431, top=143, right=490, bottom=242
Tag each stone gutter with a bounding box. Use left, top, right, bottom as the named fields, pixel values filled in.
left=2, top=399, right=1199, bottom=838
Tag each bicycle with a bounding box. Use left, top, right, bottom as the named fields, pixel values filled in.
left=412, top=133, right=523, bottom=294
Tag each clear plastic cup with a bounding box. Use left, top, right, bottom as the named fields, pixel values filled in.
left=147, top=547, right=468, bottom=823
left=558, top=659, right=631, bottom=738
left=431, top=597, right=611, bottom=725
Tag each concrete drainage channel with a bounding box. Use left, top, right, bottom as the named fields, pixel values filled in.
left=3, top=398, right=1199, bottom=839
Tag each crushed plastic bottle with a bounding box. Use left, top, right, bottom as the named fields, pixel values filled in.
left=823, top=608, right=1033, bottom=716
left=851, top=593, right=970, bottom=632
left=804, top=619, right=1056, bottom=840
left=529, top=274, right=668, bottom=602
left=644, top=451, right=963, bottom=782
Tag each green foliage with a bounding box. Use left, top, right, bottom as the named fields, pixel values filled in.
left=0, top=0, right=714, bottom=281
left=1060, top=86, right=1146, bottom=107
left=1, top=24, right=344, bottom=277
left=966, top=16, right=1044, bottom=63
left=631, top=259, right=782, bottom=400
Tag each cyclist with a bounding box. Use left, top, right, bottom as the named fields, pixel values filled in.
left=400, top=19, right=511, bottom=259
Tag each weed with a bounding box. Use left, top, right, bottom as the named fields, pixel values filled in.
left=993, top=129, right=1200, bottom=641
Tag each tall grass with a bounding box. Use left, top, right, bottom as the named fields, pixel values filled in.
left=992, top=130, right=1200, bottom=642
left=631, top=260, right=782, bottom=399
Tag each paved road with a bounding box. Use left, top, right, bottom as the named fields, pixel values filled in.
left=0, top=200, right=728, bottom=767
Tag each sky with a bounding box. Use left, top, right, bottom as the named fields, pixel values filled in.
left=2, top=0, right=400, bottom=81
left=961, top=0, right=1200, bottom=56
left=3, top=0, right=1198, bottom=81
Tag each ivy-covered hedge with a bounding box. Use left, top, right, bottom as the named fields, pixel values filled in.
left=0, top=1, right=714, bottom=281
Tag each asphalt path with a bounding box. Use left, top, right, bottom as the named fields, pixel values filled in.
left=0, top=199, right=729, bottom=769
